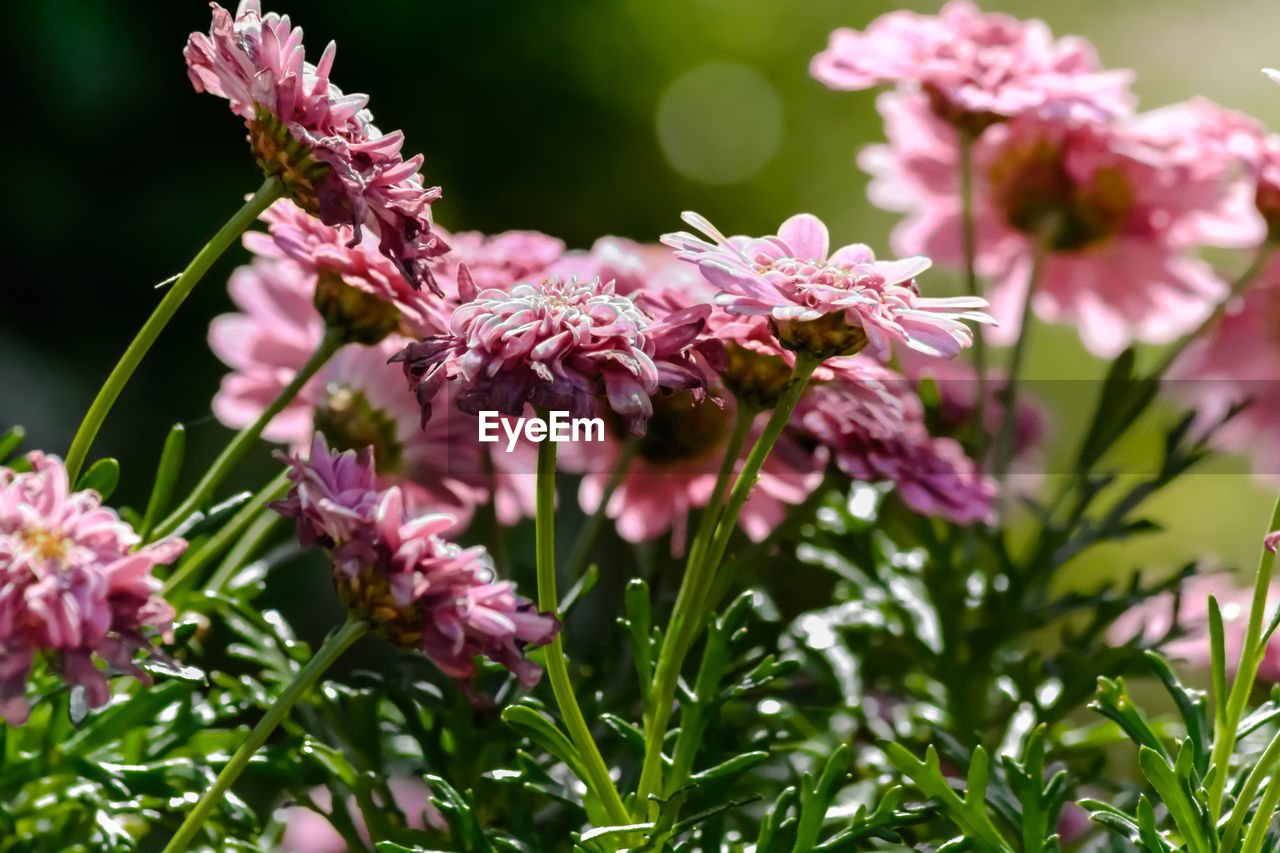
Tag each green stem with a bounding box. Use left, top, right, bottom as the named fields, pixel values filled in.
left=161, top=617, right=367, bottom=853
left=957, top=129, right=988, bottom=456
left=992, top=233, right=1053, bottom=487
left=1243, top=768, right=1280, bottom=853
left=534, top=438, right=632, bottom=828
left=1208, top=490, right=1280, bottom=821
left=161, top=472, right=290, bottom=595
left=65, top=178, right=283, bottom=482
left=206, top=507, right=283, bottom=593
left=563, top=437, right=640, bottom=581
left=635, top=354, right=819, bottom=816
left=153, top=329, right=342, bottom=540
left=1220, top=723, right=1280, bottom=852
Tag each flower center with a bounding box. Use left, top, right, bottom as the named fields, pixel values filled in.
left=313, top=386, right=404, bottom=476
left=19, top=527, right=70, bottom=564
left=986, top=135, right=1134, bottom=251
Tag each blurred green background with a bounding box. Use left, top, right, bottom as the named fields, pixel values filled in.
left=4, top=0, right=1280, bottom=582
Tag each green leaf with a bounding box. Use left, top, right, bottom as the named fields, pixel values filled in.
left=0, top=425, right=25, bottom=463
left=176, top=491, right=254, bottom=538
left=1209, top=595, right=1228, bottom=726
left=560, top=563, right=598, bottom=615
left=76, top=457, right=120, bottom=501
left=622, top=578, right=653, bottom=693
left=1090, top=676, right=1167, bottom=759
left=501, top=704, right=587, bottom=784
left=689, top=751, right=769, bottom=786
left=140, top=424, right=185, bottom=539
left=1144, top=651, right=1210, bottom=777
left=1137, top=745, right=1210, bottom=853
left=881, top=742, right=1015, bottom=853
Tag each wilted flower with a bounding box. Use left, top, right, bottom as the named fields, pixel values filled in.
left=0, top=454, right=185, bottom=725
left=272, top=437, right=558, bottom=688
left=811, top=0, right=1133, bottom=131
left=862, top=92, right=1263, bottom=356
left=662, top=212, right=991, bottom=360
left=393, top=275, right=715, bottom=435
left=185, top=1, right=447, bottom=291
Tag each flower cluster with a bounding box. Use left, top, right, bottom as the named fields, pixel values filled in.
left=271, top=436, right=558, bottom=689
left=186, top=1, right=448, bottom=291
left=0, top=454, right=184, bottom=725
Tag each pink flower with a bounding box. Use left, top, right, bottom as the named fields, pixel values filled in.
left=0, top=453, right=185, bottom=725
left=392, top=275, right=714, bottom=435
left=278, top=778, right=445, bottom=852
left=247, top=199, right=451, bottom=339
left=435, top=229, right=566, bottom=297
left=209, top=253, right=486, bottom=533
left=811, top=1, right=1133, bottom=130
left=1110, top=573, right=1280, bottom=682
left=1266, top=531, right=1280, bottom=554
left=863, top=92, right=1263, bottom=356
left=1170, top=261, right=1280, bottom=479
left=662, top=212, right=991, bottom=360
left=794, top=382, right=996, bottom=525
left=272, top=437, right=558, bottom=689
left=185, top=1, right=447, bottom=292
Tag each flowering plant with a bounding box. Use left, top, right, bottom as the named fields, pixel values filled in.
left=9, top=3, right=1280, bottom=852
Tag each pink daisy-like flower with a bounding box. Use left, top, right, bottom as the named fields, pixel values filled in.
left=794, top=382, right=996, bottom=525
left=392, top=275, right=715, bottom=435
left=185, top=1, right=447, bottom=292
left=272, top=436, right=558, bottom=689
left=811, top=0, right=1133, bottom=131
left=209, top=254, right=485, bottom=532
left=0, top=454, right=185, bottom=725
left=247, top=199, right=451, bottom=340
left=435, top=229, right=567, bottom=298
left=662, top=212, right=991, bottom=360
left=862, top=91, right=1264, bottom=356
left=1110, top=573, right=1280, bottom=683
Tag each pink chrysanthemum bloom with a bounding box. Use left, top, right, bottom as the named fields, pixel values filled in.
left=662, top=212, right=991, bottom=360
left=862, top=92, right=1264, bottom=356
left=185, top=1, right=447, bottom=292
left=392, top=275, right=715, bottom=435
left=794, top=382, right=996, bottom=525
left=247, top=199, right=451, bottom=341
left=1111, top=573, right=1280, bottom=682
left=811, top=0, right=1133, bottom=132
left=434, top=229, right=567, bottom=298
left=208, top=254, right=485, bottom=532
left=272, top=437, right=558, bottom=689
left=0, top=454, right=185, bottom=725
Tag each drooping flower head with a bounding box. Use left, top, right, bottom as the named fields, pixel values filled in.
left=811, top=0, right=1133, bottom=132
left=185, top=1, right=447, bottom=292
left=0, top=454, right=185, bottom=725
left=662, top=212, right=991, bottom=361
left=392, top=274, right=716, bottom=435
left=863, top=92, right=1264, bottom=356
left=271, top=436, right=557, bottom=689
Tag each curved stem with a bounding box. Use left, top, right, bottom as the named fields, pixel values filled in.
left=957, top=129, right=988, bottom=456
left=161, top=617, right=367, bottom=853
left=206, top=506, right=284, bottom=594
left=153, top=329, right=342, bottom=540
left=1209, top=489, right=1280, bottom=821
left=563, top=436, right=640, bottom=581
left=1220, top=722, right=1280, bottom=852
left=161, top=472, right=290, bottom=595
left=1243, top=768, right=1280, bottom=853
left=635, top=355, right=819, bottom=816
left=65, top=177, right=283, bottom=482
left=534, top=438, right=632, bottom=827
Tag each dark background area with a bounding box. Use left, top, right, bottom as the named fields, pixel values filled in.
left=4, top=0, right=1280, bottom=570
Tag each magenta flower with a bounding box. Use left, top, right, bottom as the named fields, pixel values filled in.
left=185, top=1, right=447, bottom=292
left=662, top=212, right=991, bottom=360
left=1267, top=531, right=1280, bottom=554
left=0, top=454, right=185, bottom=725
left=393, top=275, right=714, bottom=435
left=794, top=382, right=996, bottom=525
left=272, top=437, right=558, bottom=689
left=863, top=92, right=1264, bottom=356
left=811, top=1, right=1133, bottom=130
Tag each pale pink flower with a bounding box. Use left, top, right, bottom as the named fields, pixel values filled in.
left=278, top=779, right=445, bottom=852
left=811, top=1, right=1133, bottom=130
left=273, top=437, right=558, bottom=689
left=0, top=454, right=185, bottom=725
left=208, top=254, right=485, bottom=532
left=1170, top=261, right=1280, bottom=479
left=434, top=229, right=566, bottom=298
left=247, top=199, right=451, bottom=339
left=794, top=383, right=996, bottom=525
left=1266, top=531, right=1280, bottom=553
left=185, top=1, right=447, bottom=291
left=392, top=275, right=714, bottom=435
left=1110, top=573, right=1280, bottom=682
left=662, top=212, right=991, bottom=360
left=862, top=91, right=1263, bottom=356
